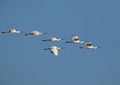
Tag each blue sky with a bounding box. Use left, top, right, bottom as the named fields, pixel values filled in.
left=0, top=0, right=120, bottom=85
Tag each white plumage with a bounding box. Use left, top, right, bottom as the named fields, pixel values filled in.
left=44, top=46, right=62, bottom=56
left=2, top=29, right=21, bottom=34
left=66, top=35, right=85, bottom=44
left=25, top=30, right=47, bottom=36
left=42, top=37, right=63, bottom=42
left=80, top=42, right=100, bottom=49
left=1, top=28, right=100, bottom=55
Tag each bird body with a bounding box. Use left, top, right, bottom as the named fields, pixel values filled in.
left=66, top=35, right=85, bottom=44
left=80, top=42, right=99, bottom=49
left=50, top=46, right=59, bottom=56
left=44, top=46, right=62, bottom=56
left=42, top=37, right=63, bottom=42
left=25, top=30, right=47, bottom=36
left=2, top=29, right=21, bottom=34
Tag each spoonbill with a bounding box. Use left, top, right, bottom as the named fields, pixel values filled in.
left=42, top=37, right=64, bottom=42
left=25, top=30, right=47, bottom=36
left=2, top=29, right=21, bottom=34
left=66, top=35, right=86, bottom=44
left=80, top=42, right=100, bottom=49
left=44, top=46, right=64, bottom=56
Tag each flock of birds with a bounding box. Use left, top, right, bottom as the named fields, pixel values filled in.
left=1, top=29, right=100, bottom=56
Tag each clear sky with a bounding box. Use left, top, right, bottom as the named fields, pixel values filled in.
left=0, top=0, right=120, bottom=85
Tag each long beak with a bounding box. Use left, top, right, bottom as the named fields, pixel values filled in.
left=66, top=41, right=73, bottom=43
left=25, top=34, right=29, bottom=36
left=1, top=31, right=8, bottom=34
left=2, top=32, right=6, bottom=34
left=42, top=39, right=49, bottom=42
left=80, top=47, right=84, bottom=49
left=25, top=33, right=32, bottom=36
left=43, top=48, right=50, bottom=50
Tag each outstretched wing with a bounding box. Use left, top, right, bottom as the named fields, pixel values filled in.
left=72, top=35, right=79, bottom=41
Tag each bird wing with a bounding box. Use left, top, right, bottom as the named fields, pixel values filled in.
left=50, top=48, right=58, bottom=56
left=86, top=43, right=93, bottom=48
left=86, top=43, right=92, bottom=46
left=72, top=36, right=79, bottom=41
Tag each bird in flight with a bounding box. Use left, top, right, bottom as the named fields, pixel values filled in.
left=80, top=42, right=100, bottom=49
left=2, top=29, right=22, bottom=34
left=66, top=35, right=87, bottom=44
left=44, top=46, right=64, bottom=56
left=25, top=30, right=47, bottom=36
left=42, top=37, right=64, bottom=42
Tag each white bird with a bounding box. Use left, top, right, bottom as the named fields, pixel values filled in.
left=42, top=37, right=64, bottom=42
left=80, top=42, right=100, bottom=49
left=44, top=46, right=64, bottom=56
left=25, top=30, right=47, bottom=36
left=66, top=35, right=86, bottom=44
left=2, top=29, right=21, bottom=34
